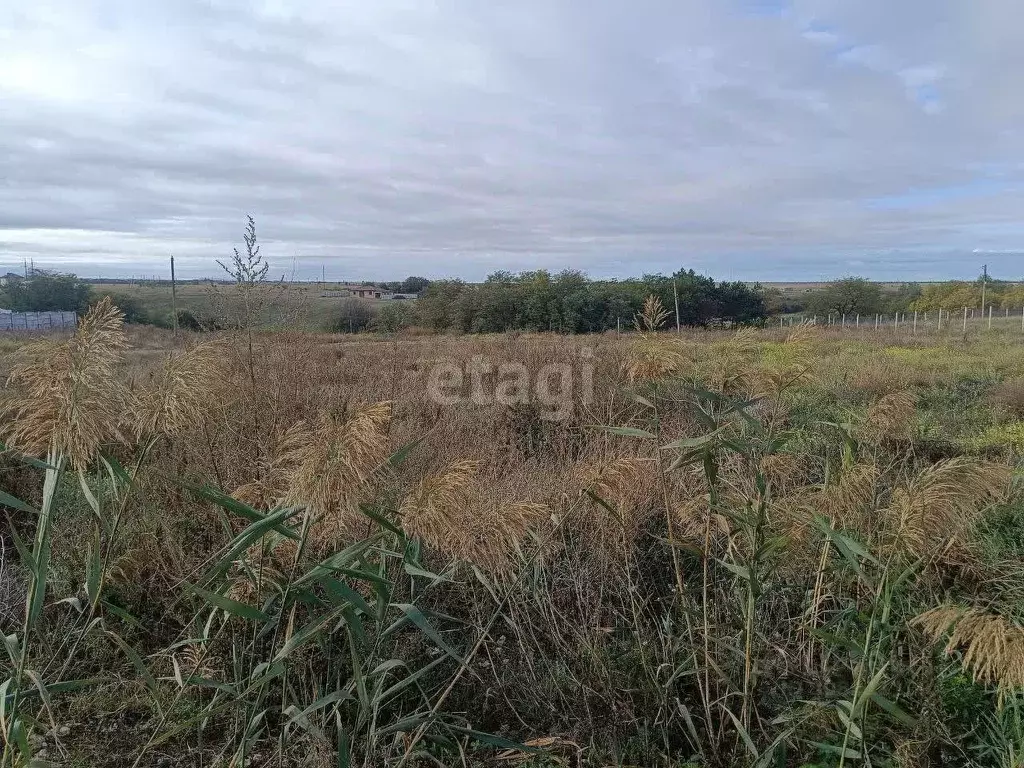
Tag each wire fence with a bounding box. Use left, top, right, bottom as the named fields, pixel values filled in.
left=0, top=311, right=78, bottom=332
left=779, top=307, right=1024, bottom=336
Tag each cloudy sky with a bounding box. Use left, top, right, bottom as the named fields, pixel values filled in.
left=2, top=1, right=1022, bottom=281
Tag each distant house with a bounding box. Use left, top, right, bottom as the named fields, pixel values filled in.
left=322, top=284, right=395, bottom=300
left=349, top=286, right=386, bottom=299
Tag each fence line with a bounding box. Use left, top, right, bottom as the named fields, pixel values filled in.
left=0, top=311, right=78, bottom=332
left=779, top=307, right=1024, bottom=335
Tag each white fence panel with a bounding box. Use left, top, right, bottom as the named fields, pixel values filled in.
left=0, top=311, right=78, bottom=332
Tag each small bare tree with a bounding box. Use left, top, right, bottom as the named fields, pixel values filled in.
left=208, top=215, right=282, bottom=440
left=217, top=215, right=270, bottom=327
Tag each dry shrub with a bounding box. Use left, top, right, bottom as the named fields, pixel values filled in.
left=0, top=297, right=131, bottom=468
left=861, top=391, right=917, bottom=444
left=886, top=457, right=1012, bottom=559
left=989, top=377, right=1024, bottom=418
left=399, top=459, right=548, bottom=574
left=914, top=605, right=1024, bottom=700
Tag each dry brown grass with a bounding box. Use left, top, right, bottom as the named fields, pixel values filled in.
left=9, top=315, right=1024, bottom=766
left=848, top=360, right=911, bottom=398
left=989, top=377, right=1024, bottom=418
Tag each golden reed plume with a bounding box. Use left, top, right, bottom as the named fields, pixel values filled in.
left=233, top=402, right=392, bottom=551
left=887, top=457, right=1011, bottom=558
left=862, top=391, right=917, bottom=444
left=623, top=295, right=686, bottom=384
left=134, top=341, right=229, bottom=438
left=400, top=459, right=548, bottom=574
left=1, top=297, right=130, bottom=469
left=580, top=457, right=658, bottom=559
left=914, top=605, right=1024, bottom=700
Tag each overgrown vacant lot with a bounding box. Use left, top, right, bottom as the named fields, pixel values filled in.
left=4, top=302, right=1024, bottom=767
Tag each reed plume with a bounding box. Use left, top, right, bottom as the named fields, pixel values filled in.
left=824, top=462, right=880, bottom=531
left=133, top=341, right=229, bottom=438
left=784, top=323, right=820, bottom=347
left=771, top=462, right=878, bottom=553
left=400, top=459, right=547, bottom=573
left=886, top=457, right=1011, bottom=558
left=232, top=421, right=308, bottom=510
left=914, top=605, right=1024, bottom=700
left=634, top=295, right=670, bottom=333
left=580, top=457, right=658, bottom=558
left=0, top=297, right=130, bottom=468
left=862, top=391, right=917, bottom=444
left=624, top=295, right=686, bottom=384
left=234, top=402, right=391, bottom=549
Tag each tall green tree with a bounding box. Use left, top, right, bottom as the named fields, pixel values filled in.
left=805, top=277, right=884, bottom=317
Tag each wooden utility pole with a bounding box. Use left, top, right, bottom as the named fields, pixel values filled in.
left=170, top=255, right=179, bottom=339
left=673, top=281, right=681, bottom=335
left=981, top=263, right=987, bottom=319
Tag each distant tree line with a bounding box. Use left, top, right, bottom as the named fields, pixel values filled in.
left=8, top=266, right=1023, bottom=335
left=775, top=273, right=1024, bottom=320
left=910, top=278, right=1024, bottom=312
left=407, top=269, right=768, bottom=334
left=378, top=276, right=431, bottom=294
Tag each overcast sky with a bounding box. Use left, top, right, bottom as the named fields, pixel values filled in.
left=2, top=1, right=1023, bottom=281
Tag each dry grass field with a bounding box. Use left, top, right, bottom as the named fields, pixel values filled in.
left=3, top=298, right=1024, bottom=766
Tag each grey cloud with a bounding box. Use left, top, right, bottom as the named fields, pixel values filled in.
left=2, top=0, right=1024, bottom=281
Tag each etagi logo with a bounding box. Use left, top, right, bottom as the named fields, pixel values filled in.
left=426, top=347, right=594, bottom=421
